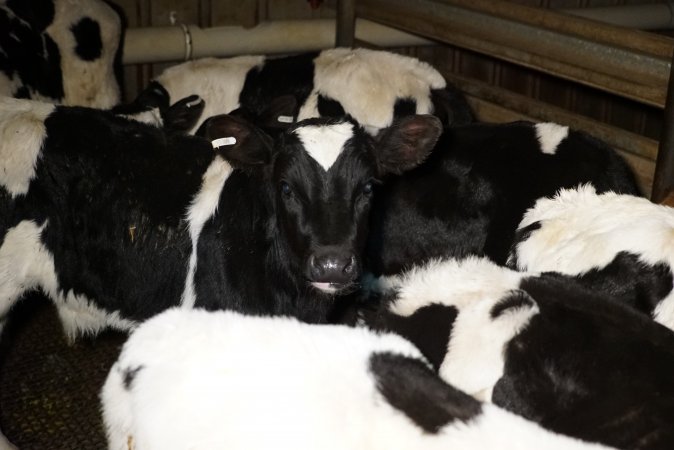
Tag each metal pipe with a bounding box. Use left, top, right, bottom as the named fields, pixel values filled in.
left=357, top=0, right=673, bottom=107
left=336, top=0, right=356, bottom=47
left=122, top=19, right=434, bottom=65
left=563, top=3, right=674, bottom=31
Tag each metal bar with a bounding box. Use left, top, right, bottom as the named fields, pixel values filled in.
left=563, top=4, right=674, bottom=30
left=445, top=73, right=658, bottom=162
left=122, top=19, right=434, bottom=64
left=356, top=0, right=673, bottom=107
left=653, top=49, right=674, bottom=202
left=336, top=0, right=356, bottom=47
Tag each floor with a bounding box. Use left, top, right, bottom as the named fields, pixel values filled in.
left=0, top=294, right=127, bottom=449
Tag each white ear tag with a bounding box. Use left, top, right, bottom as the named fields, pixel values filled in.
left=277, top=115, right=294, bottom=123
left=211, top=137, right=237, bottom=148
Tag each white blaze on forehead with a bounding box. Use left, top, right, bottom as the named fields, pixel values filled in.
left=0, top=98, right=55, bottom=197
left=535, top=122, right=569, bottom=155
left=294, top=122, right=354, bottom=171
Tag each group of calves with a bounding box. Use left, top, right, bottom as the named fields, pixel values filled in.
left=1, top=48, right=673, bottom=449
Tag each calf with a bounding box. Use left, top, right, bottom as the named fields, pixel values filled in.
left=366, top=256, right=674, bottom=449
left=101, top=308, right=611, bottom=450
left=0, top=97, right=441, bottom=336
left=143, top=47, right=473, bottom=134
left=366, top=121, right=641, bottom=275
left=0, top=0, right=122, bottom=108
left=508, top=185, right=674, bottom=330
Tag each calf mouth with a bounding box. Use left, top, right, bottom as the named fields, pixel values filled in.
left=310, top=281, right=359, bottom=296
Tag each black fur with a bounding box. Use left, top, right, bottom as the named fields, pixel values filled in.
left=372, top=303, right=457, bottom=371
left=393, top=97, right=417, bottom=119
left=238, top=52, right=317, bottom=126
left=122, top=365, right=144, bottom=390
left=367, top=121, right=642, bottom=275
left=71, top=17, right=102, bottom=61
left=370, top=352, right=482, bottom=433
left=506, top=221, right=542, bottom=268
left=542, top=252, right=674, bottom=318
left=317, top=94, right=346, bottom=118
left=490, top=290, right=536, bottom=319
left=491, top=274, right=674, bottom=449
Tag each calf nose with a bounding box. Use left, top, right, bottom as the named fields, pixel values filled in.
left=308, top=249, right=358, bottom=285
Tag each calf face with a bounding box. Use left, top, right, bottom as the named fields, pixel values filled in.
left=200, top=114, right=443, bottom=295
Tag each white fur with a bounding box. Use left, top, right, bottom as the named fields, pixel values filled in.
left=295, top=121, right=354, bottom=171
left=156, top=56, right=265, bottom=134
left=0, top=98, right=54, bottom=197
left=47, top=0, right=121, bottom=108
left=101, top=309, right=611, bottom=450
left=535, top=122, right=569, bottom=155
left=180, top=157, right=234, bottom=308
left=372, top=257, right=538, bottom=400
left=298, top=48, right=446, bottom=135
left=0, top=71, right=21, bottom=98
left=0, top=431, right=17, bottom=450
left=0, top=220, right=136, bottom=340
left=119, top=108, right=163, bottom=127
left=511, top=185, right=674, bottom=329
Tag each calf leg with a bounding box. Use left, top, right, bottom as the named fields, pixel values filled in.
left=0, top=221, right=55, bottom=323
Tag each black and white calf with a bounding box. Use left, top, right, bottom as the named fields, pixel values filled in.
left=366, top=257, right=674, bottom=449
left=101, top=308, right=612, bottom=450
left=366, top=120, right=641, bottom=275
left=0, top=97, right=441, bottom=336
left=0, top=0, right=123, bottom=107
left=144, top=47, right=473, bottom=134
left=508, top=185, right=674, bottom=330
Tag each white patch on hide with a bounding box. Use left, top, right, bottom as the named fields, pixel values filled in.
left=0, top=98, right=54, bottom=197
left=373, top=257, right=538, bottom=400
left=512, top=185, right=674, bottom=330
left=535, top=122, right=569, bottom=155
left=156, top=56, right=265, bottom=134
left=47, top=0, right=121, bottom=107
left=119, top=108, right=163, bottom=127
left=295, top=121, right=354, bottom=171
left=298, top=48, right=446, bottom=134
left=440, top=289, right=539, bottom=401
left=0, top=220, right=136, bottom=340
left=181, top=156, right=234, bottom=308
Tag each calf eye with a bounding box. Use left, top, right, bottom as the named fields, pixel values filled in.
left=280, top=181, right=292, bottom=197
left=363, top=181, right=374, bottom=195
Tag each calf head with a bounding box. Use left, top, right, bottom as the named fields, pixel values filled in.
left=274, top=115, right=441, bottom=294
left=200, top=114, right=442, bottom=295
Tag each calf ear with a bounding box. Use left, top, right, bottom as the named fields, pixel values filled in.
left=431, top=87, right=474, bottom=127
left=375, top=115, right=442, bottom=176
left=134, top=81, right=170, bottom=110
left=163, top=95, right=205, bottom=133
left=197, top=114, right=273, bottom=166
left=258, top=95, right=298, bottom=130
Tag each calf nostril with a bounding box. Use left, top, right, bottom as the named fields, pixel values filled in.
left=343, top=256, right=356, bottom=275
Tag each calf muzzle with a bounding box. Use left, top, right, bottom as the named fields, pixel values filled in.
left=308, top=247, right=358, bottom=293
